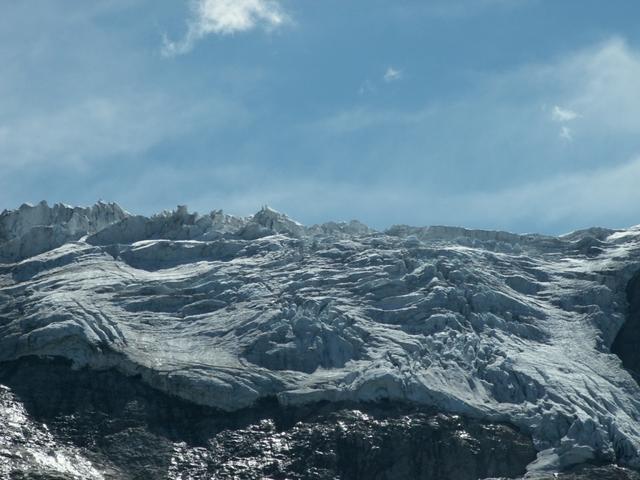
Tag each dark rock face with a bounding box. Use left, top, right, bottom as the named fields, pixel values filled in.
left=557, top=464, right=640, bottom=479
left=612, top=271, right=640, bottom=378
left=0, top=357, right=537, bottom=480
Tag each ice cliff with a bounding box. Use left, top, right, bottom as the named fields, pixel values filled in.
left=2, top=201, right=640, bottom=476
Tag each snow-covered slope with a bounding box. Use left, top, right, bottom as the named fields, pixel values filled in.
left=2, top=202, right=640, bottom=476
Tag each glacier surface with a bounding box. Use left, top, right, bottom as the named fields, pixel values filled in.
left=2, top=201, right=640, bottom=475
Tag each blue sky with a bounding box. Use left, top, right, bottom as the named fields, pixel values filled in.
left=2, top=0, right=640, bottom=234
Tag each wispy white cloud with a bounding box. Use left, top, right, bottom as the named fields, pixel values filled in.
left=540, top=38, right=640, bottom=142
left=564, top=38, right=640, bottom=134
left=163, top=0, right=289, bottom=56
left=552, top=105, right=579, bottom=122
left=551, top=105, right=579, bottom=141
left=559, top=125, right=573, bottom=141
left=312, top=107, right=432, bottom=135
left=383, top=66, right=403, bottom=82
left=357, top=67, right=403, bottom=96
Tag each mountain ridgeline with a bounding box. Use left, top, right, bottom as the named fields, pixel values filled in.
left=2, top=201, right=640, bottom=479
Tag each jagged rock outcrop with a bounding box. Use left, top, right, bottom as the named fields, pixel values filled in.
left=0, top=201, right=128, bottom=262
left=2, top=201, right=640, bottom=478
left=0, top=356, right=539, bottom=480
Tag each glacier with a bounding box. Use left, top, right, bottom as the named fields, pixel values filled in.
left=2, top=201, right=640, bottom=478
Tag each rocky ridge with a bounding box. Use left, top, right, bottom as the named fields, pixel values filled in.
left=2, top=202, right=640, bottom=478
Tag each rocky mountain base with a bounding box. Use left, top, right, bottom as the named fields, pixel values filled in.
left=1, top=357, right=638, bottom=480
left=0, top=357, right=536, bottom=479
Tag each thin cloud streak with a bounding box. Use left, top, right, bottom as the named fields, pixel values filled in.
left=0, top=93, right=251, bottom=169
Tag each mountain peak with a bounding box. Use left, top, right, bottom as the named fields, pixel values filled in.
left=0, top=201, right=129, bottom=261
left=249, top=205, right=305, bottom=238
